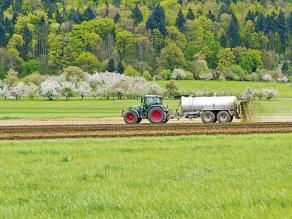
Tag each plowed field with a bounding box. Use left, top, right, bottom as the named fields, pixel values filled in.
left=1, top=122, right=292, bottom=140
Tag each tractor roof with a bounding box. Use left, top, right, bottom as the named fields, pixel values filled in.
left=144, top=95, right=162, bottom=98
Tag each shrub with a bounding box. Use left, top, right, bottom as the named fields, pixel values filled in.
left=23, top=72, right=44, bottom=86
left=63, top=66, right=85, bottom=83
left=262, top=74, right=273, bottom=82
left=142, top=71, right=152, bottom=81
left=221, top=69, right=240, bottom=81
left=20, top=60, right=41, bottom=77
left=184, top=71, right=194, bottom=80
left=199, top=72, right=214, bottom=80
left=165, top=81, right=179, bottom=98
left=124, top=65, right=141, bottom=77
left=277, top=76, right=288, bottom=83
left=159, top=69, right=172, bottom=80
left=263, top=89, right=278, bottom=100
left=171, top=69, right=186, bottom=80
left=245, top=73, right=259, bottom=81
left=3, top=69, right=19, bottom=87
left=229, top=65, right=247, bottom=80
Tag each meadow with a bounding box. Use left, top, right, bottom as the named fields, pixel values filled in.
left=0, top=80, right=291, bottom=119
left=0, top=134, right=291, bottom=218
left=0, top=98, right=291, bottom=119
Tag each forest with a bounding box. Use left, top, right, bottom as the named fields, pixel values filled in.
left=0, top=0, right=292, bottom=82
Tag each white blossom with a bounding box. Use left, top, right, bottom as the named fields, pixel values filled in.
left=77, top=81, right=92, bottom=97
left=277, top=76, right=288, bottom=83
left=172, top=69, right=186, bottom=80
left=12, top=82, right=29, bottom=97
left=262, top=74, right=273, bottom=82
left=41, top=78, right=61, bottom=100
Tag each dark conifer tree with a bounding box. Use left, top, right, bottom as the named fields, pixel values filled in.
left=107, top=59, right=115, bottom=72
left=112, top=0, right=121, bottom=8
left=227, top=13, right=240, bottom=48
left=117, top=61, right=124, bottom=74
left=277, top=10, right=288, bottom=53
left=83, top=7, right=96, bottom=21
left=265, top=12, right=277, bottom=34
left=176, top=9, right=186, bottom=32
left=255, top=13, right=266, bottom=32
left=4, top=17, right=14, bottom=36
left=0, top=24, right=7, bottom=47
left=55, top=9, right=64, bottom=24
left=245, top=10, right=255, bottom=21
left=36, top=16, right=48, bottom=57
left=114, top=13, right=120, bottom=23
left=69, top=9, right=82, bottom=24
left=131, top=4, right=143, bottom=25
left=62, top=8, right=67, bottom=22
left=12, top=0, right=22, bottom=14
left=177, top=0, right=183, bottom=6
left=186, top=8, right=195, bottom=20
left=220, top=34, right=227, bottom=48
left=207, top=10, right=216, bottom=21
left=22, top=25, right=32, bottom=61
left=146, top=4, right=167, bottom=37
left=1, top=0, right=12, bottom=11
left=288, top=12, right=292, bottom=34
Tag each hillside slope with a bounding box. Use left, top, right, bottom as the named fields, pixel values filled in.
left=0, top=0, right=291, bottom=81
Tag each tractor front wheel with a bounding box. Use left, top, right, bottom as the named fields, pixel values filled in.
left=124, top=111, right=139, bottom=124
left=148, top=107, right=167, bottom=124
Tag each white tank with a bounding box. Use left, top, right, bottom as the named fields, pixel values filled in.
left=181, top=96, right=238, bottom=113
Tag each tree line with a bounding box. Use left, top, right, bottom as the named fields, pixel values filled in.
left=0, top=0, right=291, bottom=82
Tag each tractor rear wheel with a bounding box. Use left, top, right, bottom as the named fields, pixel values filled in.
left=124, top=111, right=139, bottom=124
left=201, top=111, right=216, bottom=124
left=148, top=107, right=167, bottom=124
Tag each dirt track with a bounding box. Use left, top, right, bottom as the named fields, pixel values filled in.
left=1, top=122, right=292, bottom=140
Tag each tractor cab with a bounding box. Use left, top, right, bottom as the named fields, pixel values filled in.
left=142, top=95, right=163, bottom=110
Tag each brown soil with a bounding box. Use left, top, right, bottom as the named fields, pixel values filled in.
left=1, top=122, right=292, bottom=140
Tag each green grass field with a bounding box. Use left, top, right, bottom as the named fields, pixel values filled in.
left=0, top=97, right=291, bottom=119
left=0, top=80, right=291, bottom=119
left=0, top=134, right=292, bottom=218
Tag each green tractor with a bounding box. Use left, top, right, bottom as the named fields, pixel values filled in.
left=123, top=95, right=170, bottom=124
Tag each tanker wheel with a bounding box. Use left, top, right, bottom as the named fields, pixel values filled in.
left=217, top=111, right=231, bottom=123
left=213, top=112, right=218, bottom=123
left=124, top=111, right=139, bottom=124
left=201, top=111, right=216, bottom=124
left=148, top=107, right=166, bottom=124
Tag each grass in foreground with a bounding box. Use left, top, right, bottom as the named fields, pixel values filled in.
left=0, top=134, right=292, bottom=218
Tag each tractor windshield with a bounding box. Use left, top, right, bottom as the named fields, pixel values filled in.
left=144, top=97, right=162, bottom=106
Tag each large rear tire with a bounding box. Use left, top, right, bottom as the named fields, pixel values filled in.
left=217, top=111, right=231, bottom=123
left=201, top=111, right=216, bottom=124
left=124, top=111, right=139, bottom=124
left=148, top=107, right=167, bottom=124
